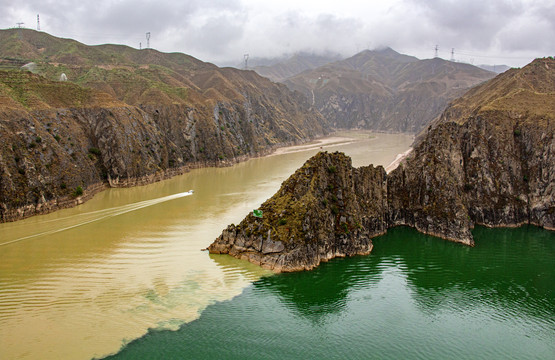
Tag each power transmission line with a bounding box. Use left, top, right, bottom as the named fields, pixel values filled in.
left=146, top=32, right=151, bottom=49
left=428, top=45, right=532, bottom=65
left=16, top=23, right=24, bottom=39
left=37, top=15, right=40, bottom=31
left=244, top=54, right=249, bottom=69
left=456, top=50, right=533, bottom=60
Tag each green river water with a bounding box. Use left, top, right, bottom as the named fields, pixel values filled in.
left=108, top=226, right=555, bottom=360
left=1, top=132, right=554, bottom=359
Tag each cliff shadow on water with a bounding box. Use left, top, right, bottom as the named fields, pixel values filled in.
left=255, top=225, right=555, bottom=320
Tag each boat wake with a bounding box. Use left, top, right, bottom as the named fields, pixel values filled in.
left=0, top=191, right=194, bottom=247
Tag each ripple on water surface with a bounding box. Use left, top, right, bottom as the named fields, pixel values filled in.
left=107, top=226, right=555, bottom=360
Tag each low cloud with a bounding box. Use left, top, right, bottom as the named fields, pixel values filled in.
left=1, top=0, right=553, bottom=66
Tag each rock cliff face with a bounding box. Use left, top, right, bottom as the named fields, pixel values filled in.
left=0, top=68, right=326, bottom=221
left=390, top=57, right=555, bottom=238
left=209, top=58, right=555, bottom=271
left=209, top=152, right=388, bottom=271
left=0, top=29, right=330, bottom=222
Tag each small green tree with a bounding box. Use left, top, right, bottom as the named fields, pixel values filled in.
left=73, top=186, right=84, bottom=197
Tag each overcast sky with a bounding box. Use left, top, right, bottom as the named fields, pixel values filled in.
left=2, top=0, right=554, bottom=67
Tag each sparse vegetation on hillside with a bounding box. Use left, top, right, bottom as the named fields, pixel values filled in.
left=0, top=29, right=329, bottom=222
left=210, top=58, right=555, bottom=272
left=283, top=48, right=495, bottom=133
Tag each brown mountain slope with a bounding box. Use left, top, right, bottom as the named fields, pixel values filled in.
left=389, top=57, right=554, bottom=238
left=209, top=57, right=554, bottom=272
left=436, top=58, right=555, bottom=123
left=0, top=29, right=329, bottom=221
left=0, top=29, right=326, bottom=114
left=284, top=48, right=496, bottom=132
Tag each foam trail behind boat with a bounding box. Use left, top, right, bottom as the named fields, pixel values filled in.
left=0, top=191, right=194, bottom=247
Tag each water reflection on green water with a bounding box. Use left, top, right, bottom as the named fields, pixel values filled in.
left=109, top=226, right=555, bottom=360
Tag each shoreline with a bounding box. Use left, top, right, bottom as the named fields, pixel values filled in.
left=385, top=148, right=413, bottom=173
left=270, top=135, right=357, bottom=156
left=0, top=133, right=356, bottom=224
left=1, top=130, right=409, bottom=224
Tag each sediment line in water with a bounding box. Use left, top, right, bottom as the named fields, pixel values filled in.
left=0, top=132, right=414, bottom=360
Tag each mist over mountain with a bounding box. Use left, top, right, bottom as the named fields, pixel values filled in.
left=478, top=64, right=511, bottom=74
left=246, top=52, right=343, bottom=82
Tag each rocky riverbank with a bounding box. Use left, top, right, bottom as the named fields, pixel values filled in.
left=209, top=152, right=387, bottom=271
left=0, top=70, right=328, bottom=222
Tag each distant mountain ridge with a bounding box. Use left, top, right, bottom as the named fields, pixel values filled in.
left=232, top=48, right=499, bottom=133
left=283, top=47, right=496, bottom=133
left=478, top=64, right=511, bottom=74
left=249, top=52, right=343, bottom=82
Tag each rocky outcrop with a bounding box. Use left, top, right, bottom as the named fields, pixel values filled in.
left=210, top=58, right=555, bottom=272
left=209, top=152, right=387, bottom=272
left=391, top=57, right=555, bottom=235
